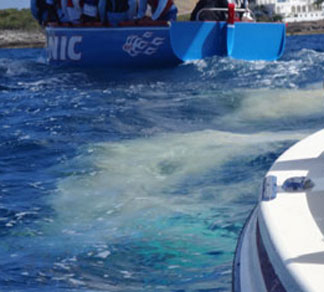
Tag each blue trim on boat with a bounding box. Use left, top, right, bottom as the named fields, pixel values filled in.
left=256, top=221, right=286, bottom=292
left=233, top=208, right=287, bottom=292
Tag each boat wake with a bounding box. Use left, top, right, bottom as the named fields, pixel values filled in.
left=39, top=129, right=306, bottom=290
left=1, top=38, right=324, bottom=291
left=182, top=46, right=324, bottom=89
left=218, top=86, right=324, bottom=130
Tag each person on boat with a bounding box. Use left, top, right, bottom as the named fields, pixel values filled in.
left=190, top=0, right=252, bottom=21
left=31, top=0, right=46, bottom=24
left=137, top=0, right=178, bottom=21
left=56, top=0, right=70, bottom=23
left=98, top=0, right=129, bottom=26
left=128, top=0, right=139, bottom=19
left=81, top=0, right=99, bottom=22
left=46, top=0, right=61, bottom=23
left=66, top=0, right=83, bottom=24
left=190, top=0, right=228, bottom=21
left=32, top=0, right=60, bottom=25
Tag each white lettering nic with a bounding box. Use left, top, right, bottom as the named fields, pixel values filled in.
left=48, top=36, right=83, bottom=61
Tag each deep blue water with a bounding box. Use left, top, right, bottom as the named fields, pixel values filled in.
left=1, top=34, right=324, bottom=292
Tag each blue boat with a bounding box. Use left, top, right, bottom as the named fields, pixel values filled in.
left=44, top=6, right=286, bottom=67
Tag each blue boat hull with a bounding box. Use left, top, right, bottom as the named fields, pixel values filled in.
left=46, top=21, right=286, bottom=67
left=46, top=26, right=181, bottom=67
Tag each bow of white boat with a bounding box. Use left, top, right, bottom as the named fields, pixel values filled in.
left=234, top=129, right=324, bottom=292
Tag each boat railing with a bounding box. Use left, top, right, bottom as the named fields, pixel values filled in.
left=196, top=7, right=252, bottom=21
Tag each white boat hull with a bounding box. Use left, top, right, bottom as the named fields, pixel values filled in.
left=234, top=129, right=324, bottom=292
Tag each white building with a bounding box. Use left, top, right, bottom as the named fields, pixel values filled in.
left=255, top=0, right=324, bottom=22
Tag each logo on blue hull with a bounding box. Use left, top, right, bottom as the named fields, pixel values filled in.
left=123, top=32, right=165, bottom=57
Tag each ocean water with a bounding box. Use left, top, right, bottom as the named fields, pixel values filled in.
left=1, top=34, right=324, bottom=292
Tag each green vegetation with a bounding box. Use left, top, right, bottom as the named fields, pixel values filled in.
left=0, top=8, right=41, bottom=31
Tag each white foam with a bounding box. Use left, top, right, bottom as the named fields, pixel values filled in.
left=49, top=129, right=308, bottom=244
left=221, top=86, right=324, bottom=125
left=96, top=250, right=111, bottom=259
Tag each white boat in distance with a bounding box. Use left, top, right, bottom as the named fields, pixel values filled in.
left=233, top=129, right=324, bottom=292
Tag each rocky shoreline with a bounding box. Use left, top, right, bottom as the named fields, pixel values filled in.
left=0, top=20, right=323, bottom=49
left=0, top=30, right=45, bottom=49
left=286, top=19, right=324, bottom=35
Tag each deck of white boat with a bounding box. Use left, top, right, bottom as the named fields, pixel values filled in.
left=259, top=129, right=324, bottom=292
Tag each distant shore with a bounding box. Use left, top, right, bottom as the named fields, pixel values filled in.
left=286, top=19, right=324, bottom=35
left=0, top=20, right=324, bottom=49
left=0, top=29, right=45, bottom=49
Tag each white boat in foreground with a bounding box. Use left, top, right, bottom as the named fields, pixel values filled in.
left=233, top=129, right=324, bottom=292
